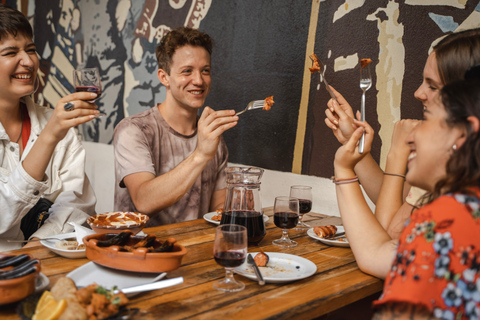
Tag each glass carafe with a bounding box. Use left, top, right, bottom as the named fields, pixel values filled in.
left=220, top=167, right=266, bottom=246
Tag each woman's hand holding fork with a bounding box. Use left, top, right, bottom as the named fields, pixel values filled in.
left=325, top=86, right=358, bottom=145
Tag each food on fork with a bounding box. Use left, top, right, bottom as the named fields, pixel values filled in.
left=309, top=53, right=321, bottom=73
left=360, top=58, right=372, bottom=69
left=313, top=225, right=338, bottom=239
left=263, top=96, right=274, bottom=111
left=253, top=252, right=269, bottom=267
left=211, top=208, right=223, bottom=221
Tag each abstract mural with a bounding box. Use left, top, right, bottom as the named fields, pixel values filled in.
left=7, top=0, right=480, bottom=179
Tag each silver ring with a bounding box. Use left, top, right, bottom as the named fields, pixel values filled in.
left=64, top=102, right=74, bottom=111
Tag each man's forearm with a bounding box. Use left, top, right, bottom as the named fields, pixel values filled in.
left=126, top=150, right=210, bottom=214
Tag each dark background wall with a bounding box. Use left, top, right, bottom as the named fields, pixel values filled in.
left=8, top=0, right=480, bottom=179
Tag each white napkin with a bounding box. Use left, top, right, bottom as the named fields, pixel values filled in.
left=68, top=222, right=95, bottom=245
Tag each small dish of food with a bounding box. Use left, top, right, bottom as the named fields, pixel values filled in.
left=87, top=211, right=149, bottom=234
left=84, top=231, right=187, bottom=273
left=235, top=252, right=317, bottom=283
left=0, top=254, right=40, bottom=305
left=307, top=225, right=349, bottom=248
left=40, top=232, right=86, bottom=259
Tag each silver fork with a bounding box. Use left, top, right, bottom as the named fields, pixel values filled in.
left=7, top=237, right=69, bottom=243
left=236, top=100, right=265, bottom=116
left=310, top=56, right=338, bottom=104
left=359, top=65, right=372, bottom=153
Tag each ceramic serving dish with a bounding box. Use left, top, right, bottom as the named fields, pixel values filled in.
left=84, top=232, right=187, bottom=273
left=87, top=212, right=149, bottom=234
left=0, top=254, right=40, bottom=305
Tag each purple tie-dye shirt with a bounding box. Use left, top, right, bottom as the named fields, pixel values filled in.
left=113, top=106, right=228, bottom=226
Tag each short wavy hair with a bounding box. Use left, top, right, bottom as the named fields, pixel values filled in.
left=155, top=27, right=213, bottom=74
left=0, top=4, right=33, bottom=41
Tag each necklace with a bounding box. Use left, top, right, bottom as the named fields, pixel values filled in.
left=15, top=108, right=23, bottom=144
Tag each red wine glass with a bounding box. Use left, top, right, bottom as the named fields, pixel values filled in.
left=73, top=68, right=105, bottom=117
left=289, top=185, right=312, bottom=229
left=272, top=196, right=299, bottom=248
left=213, top=224, right=247, bottom=292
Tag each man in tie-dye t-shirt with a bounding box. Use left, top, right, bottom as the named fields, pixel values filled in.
left=113, top=27, right=238, bottom=226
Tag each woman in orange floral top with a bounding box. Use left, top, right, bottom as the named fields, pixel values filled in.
left=333, top=68, right=480, bottom=319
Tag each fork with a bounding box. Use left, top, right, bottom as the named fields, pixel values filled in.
left=7, top=237, right=69, bottom=243
left=235, top=100, right=265, bottom=116
left=359, top=65, right=372, bottom=154
left=310, top=56, right=339, bottom=104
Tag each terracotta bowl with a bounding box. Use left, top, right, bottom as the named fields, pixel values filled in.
left=87, top=211, right=149, bottom=234
left=0, top=255, right=40, bottom=305
left=84, top=232, right=187, bottom=273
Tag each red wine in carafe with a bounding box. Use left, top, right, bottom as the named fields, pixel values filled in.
left=220, top=211, right=266, bottom=245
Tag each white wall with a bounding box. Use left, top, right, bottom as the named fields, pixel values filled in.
left=83, top=143, right=374, bottom=216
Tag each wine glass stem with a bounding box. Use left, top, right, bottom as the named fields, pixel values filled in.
left=298, top=214, right=305, bottom=223
left=280, top=229, right=291, bottom=242
left=224, top=268, right=236, bottom=283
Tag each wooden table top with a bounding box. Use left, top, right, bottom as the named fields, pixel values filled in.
left=0, top=209, right=383, bottom=319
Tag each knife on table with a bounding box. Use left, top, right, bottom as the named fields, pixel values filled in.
left=247, top=254, right=265, bottom=286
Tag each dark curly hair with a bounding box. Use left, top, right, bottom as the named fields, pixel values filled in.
left=155, top=27, right=213, bottom=74
left=0, top=4, right=33, bottom=41
left=432, top=78, right=480, bottom=199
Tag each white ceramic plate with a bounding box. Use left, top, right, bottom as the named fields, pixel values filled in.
left=67, top=262, right=166, bottom=297
left=307, top=226, right=349, bottom=248
left=40, top=232, right=86, bottom=259
left=203, top=212, right=269, bottom=225
left=35, top=273, right=49, bottom=292
left=234, top=252, right=317, bottom=283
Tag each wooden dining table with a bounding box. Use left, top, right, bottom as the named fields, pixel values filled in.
left=0, top=208, right=383, bottom=319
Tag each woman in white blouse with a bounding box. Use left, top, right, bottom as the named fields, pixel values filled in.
left=0, top=4, right=98, bottom=251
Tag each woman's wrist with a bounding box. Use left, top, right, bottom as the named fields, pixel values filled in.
left=333, top=168, right=356, bottom=180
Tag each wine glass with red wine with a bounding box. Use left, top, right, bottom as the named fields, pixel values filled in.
left=73, top=68, right=105, bottom=117
left=272, top=196, right=299, bottom=248
left=213, top=224, right=247, bottom=292
left=289, top=185, right=312, bottom=229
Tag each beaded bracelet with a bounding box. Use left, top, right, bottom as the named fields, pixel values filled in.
left=331, top=176, right=359, bottom=185
left=384, top=172, right=406, bottom=179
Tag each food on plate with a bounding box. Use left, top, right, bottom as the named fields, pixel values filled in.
left=254, top=252, right=269, bottom=267
left=263, top=96, right=274, bottom=111
left=211, top=208, right=223, bottom=221
left=309, top=53, right=321, bottom=73
left=32, top=291, right=67, bottom=320
left=93, top=231, right=176, bottom=253
left=88, top=212, right=148, bottom=228
left=55, top=240, right=85, bottom=251
left=49, top=277, right=87, bottom=320
left=360, top=58, right=372, bottom=69
left=313, top=225, right=338, bottom=239
left=0, top=254, right=30, bottom=268
left=0, top=254, right=39, bottom=280
left=43, top=276, right=129, bottom=320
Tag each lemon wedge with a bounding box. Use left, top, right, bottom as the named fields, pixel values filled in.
left=32, top=293, right=67, bottom=320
